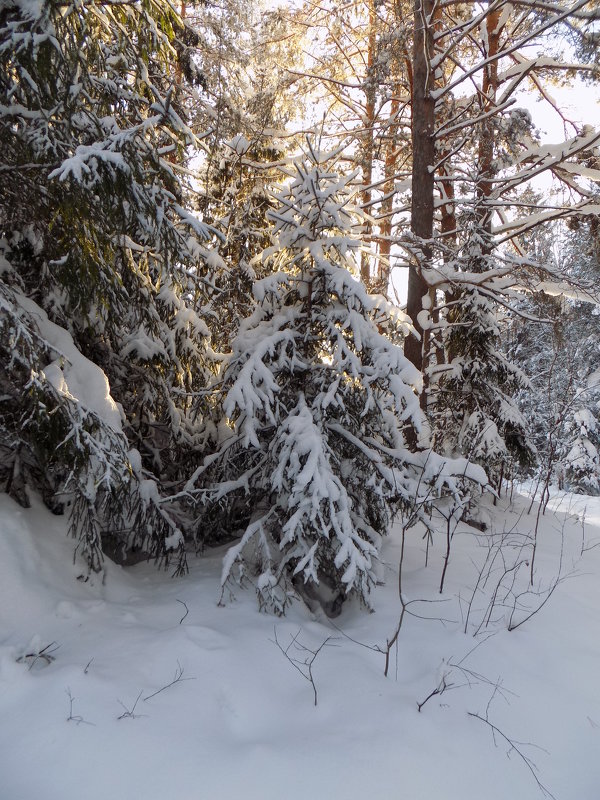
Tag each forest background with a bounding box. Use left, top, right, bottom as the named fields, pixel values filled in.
left=2, top=0, right=600, bottom=616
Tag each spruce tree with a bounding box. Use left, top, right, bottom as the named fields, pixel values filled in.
left=432, top=283, right=534, bottom=491
left=0, top=0, right=216, bottom=570
left=189, top=144, right=485, bottom=614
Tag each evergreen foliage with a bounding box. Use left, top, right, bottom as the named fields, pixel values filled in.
left=0, top=280, right=187, bottom=572
left=198, top=135, right=284, bottom=355
left=0, top=0, right=216, bottom=569
left=511, top=216, right=600, bottom=495
left=514, top=294, right=600, bottom=496
left=433, top=284, right=534, bottom=490
left=1, top=0, right=599, bottom=615
left=190, top=145, right=485, bottom=614
left=564, top=405, right=600, bottom=495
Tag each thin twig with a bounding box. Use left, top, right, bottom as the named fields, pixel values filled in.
left=468, top=710, right=556, bottom=800
left=66, top=688, right=94, bottom=726
left=417, top=674, right=452, bottom=712
left=272, top=627, right=335, bottom=707
left=143, top=662, right=195, bottom=702
left=117, top=690, right=144, bottom=720
left=17, top=641, right=59, bottom=670
left=176, top=599, right=189, bottom=625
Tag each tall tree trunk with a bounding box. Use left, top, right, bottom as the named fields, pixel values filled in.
left=404, top=0, right=435, bottom=380
left=377, top=90, right=400, bottom=294
left=476, top=6, right=502, bottom=251
left=361, top=0, right=377, bottom=288
left=436, top=153, right=456, bottom=366
left=377, top=1, right=413, bottom=295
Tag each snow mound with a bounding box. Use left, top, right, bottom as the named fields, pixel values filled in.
left=1, top=489, right=600, bottom=800
left=17, top=293, right=123, bottom=431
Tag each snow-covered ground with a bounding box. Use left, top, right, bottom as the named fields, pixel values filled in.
left=1, top=487, right=599, bottom=800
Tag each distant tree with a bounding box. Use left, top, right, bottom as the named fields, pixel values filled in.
left=560, top=214, right=600, bottom=492
left=433, top=286, right=534, bottom=490
left=197, top=133, right=287, bottom=357
left=401, top=0, right=600, bottom=485
left=288, top=0, right=414, bottom=291
left=508, top=214, right=600, bottom=494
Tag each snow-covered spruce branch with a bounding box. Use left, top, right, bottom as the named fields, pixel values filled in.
left=0, top=285, right=187, bottom=573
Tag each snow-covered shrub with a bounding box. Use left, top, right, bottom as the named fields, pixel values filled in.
left=0, top=282, right=186, bottom=573
left=190, top=145, right=486, bottom=614
left=0, top=0, right=218, bottom=494
left=563, top=407, right=600, bottom=495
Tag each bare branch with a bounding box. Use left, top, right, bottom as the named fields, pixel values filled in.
left=272, top=627, right=336, bottom=707
left=143, top=662, right=195, bottom=702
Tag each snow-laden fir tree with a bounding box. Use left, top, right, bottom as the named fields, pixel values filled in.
left=429, top=188, right=536, bottom=493
left=534, top=305, right=600, bottom=496
left=559, top=214, right=600, bottom=494
left=432, top=282, right=534, bottom=492
left=188, top=144, right=486, bottom=614
left=510, top=216, right=600, bottom=495
left=563, top=405, right=600, bottom=495
left=197, top=134, right=285, bottom=356
left=0, top=280, right=189, bottom=572
left=0, top=0, right=217, bottom=570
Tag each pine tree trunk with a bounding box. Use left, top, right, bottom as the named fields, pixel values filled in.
left=377, top=90, right=400, bottom=294
left=476, top=7, right=502, bottom=254
left=360, top=0, right=377, bottom=288
left=404, top=0, right=435, bottom=379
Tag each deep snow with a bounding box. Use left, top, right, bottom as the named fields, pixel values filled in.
left=0, top=487, right=599, bottom=800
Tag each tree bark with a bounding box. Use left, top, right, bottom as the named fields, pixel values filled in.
left=404, top=0, right=435, bottom=377
left=377, top=89, right=400, bottom=294
left=360, top=0, right=378, bottom=288
left=477, top=7, right=502, bottom=246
